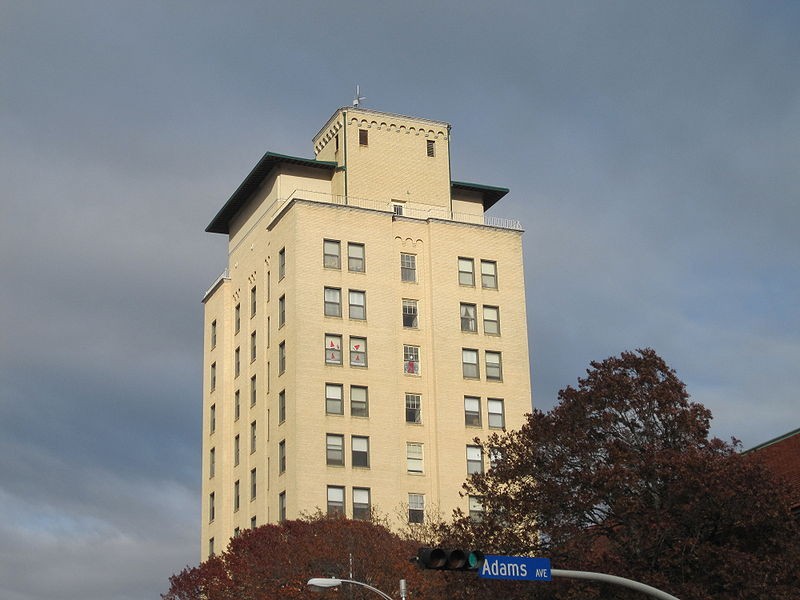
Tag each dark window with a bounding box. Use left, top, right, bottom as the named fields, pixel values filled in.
left=405, top=393, right=421, bottom=424
left=350, top=386, right=369, bottom=417
left=353, top=488, right=371, bottom=520
left=327, top=486, right=345, bottom=516
left=464, top=396, right=481, bottom=427
left=326, top=434, right=344, bottom=466
left=352, top=436, right=370, bottom=468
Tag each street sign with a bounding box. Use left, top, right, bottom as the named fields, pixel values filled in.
left=478, top=555, right=552, bottom=581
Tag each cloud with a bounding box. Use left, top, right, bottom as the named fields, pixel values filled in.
left=1, top=2, right=798, bottom=599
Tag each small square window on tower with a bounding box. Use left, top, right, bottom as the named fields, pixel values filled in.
left=359, top=129, right=368, bottom=146
left=426, top=139, right=435, bottom=157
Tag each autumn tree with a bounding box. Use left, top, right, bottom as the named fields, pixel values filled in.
left=454, top=348, right=800, bottom=599
left=163, top=516, right=453, bottom=600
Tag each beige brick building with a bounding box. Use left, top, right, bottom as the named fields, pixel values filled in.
left=200, top=106, right=532, bottom=558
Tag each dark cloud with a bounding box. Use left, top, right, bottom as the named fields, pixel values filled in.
left=1, top=1, right=798, bottom=598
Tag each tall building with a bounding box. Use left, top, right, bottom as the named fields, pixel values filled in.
left=201, top=106, right=532, bottom=558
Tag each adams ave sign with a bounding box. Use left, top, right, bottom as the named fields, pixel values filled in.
left=479, top=555, right=552, bottom=581
left=476, top=554, right=682, bottom=600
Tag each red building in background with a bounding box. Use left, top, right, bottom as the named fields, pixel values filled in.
left=747, top=427, right=800, bottom=517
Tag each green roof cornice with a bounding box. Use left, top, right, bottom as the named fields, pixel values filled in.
left=206, top=153, right=336, bottom=234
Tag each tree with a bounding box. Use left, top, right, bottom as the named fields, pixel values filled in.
left=456, top=348, right=800, bottom=599
left=163, top=516, right=451, bottom=600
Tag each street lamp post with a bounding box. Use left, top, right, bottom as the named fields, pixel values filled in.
left=307, top=577, right=394, bottom=600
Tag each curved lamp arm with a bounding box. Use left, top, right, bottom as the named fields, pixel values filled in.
left=308, top=578, right=394, bottom=600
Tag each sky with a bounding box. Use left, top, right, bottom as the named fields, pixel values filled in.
left=1, top=1, right=798, bottom=598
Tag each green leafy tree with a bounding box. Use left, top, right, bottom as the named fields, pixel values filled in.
left=454, top=348, right=800, bottom=599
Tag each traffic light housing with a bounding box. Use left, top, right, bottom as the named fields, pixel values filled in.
left=416, top=547, right=485, bottom=571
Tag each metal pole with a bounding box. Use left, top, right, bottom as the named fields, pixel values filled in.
left=307, top=578, right=394, bottom=600
left=551, top=569, right=681, bottom=600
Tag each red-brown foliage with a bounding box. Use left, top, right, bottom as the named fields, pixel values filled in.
left=163, top=517, right=455, bottom=600
left=455, top=349, right=800, bottom=599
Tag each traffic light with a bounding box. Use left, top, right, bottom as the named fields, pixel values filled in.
left=416, top=547, right=485, bottom=571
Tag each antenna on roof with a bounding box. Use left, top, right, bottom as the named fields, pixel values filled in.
left=353, top=85, right=366, bottom=107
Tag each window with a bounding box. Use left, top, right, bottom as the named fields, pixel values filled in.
left=458, top=257, right=475, bottom=286
left=210, top=320, right=217, bottom=349
left=464, top=396, right=481, bottom=427
left=323, top=239, right=341, bottom=269
left=278, top=390, right=286, bottom=424
left=325, top=334, right=343, bottom=365
left=488, top=399, right=505, bottom=429
left=250, top=331, right=257, bottom=362
left=486, top=351, right=503, bottom=381
left=460, top=303, right=477, bottom=332
left=278, top=341, right=286, bottom=375
left=402, top=299, right=418, bottom=328
left=349, top=290, right=366, bottom=320
left=267, top=317, right=271, bottom=347
left=350, top=386, right=368, bottom=417
left=210, top=363, right=216, bottom=391
left=408, top=493, right=425, bottom=523
left=392, top=203, right=405, bottom=216
left=469, top=496, right=483, bottom=522
left=489, top=448, right=502, bottom=469
left=426, top=139, right=435, bottom=157
left=353, top=488, right=371, bottom=520
left=250, top=375, right=257, bottom=406
left=278, top=248, right=285, bottom=280
left=278, top=491, right=286, bottom=521
left=326, top=434, right=344, bottom=466
left=234, top=390, right=240, bottom=421
left=234, top=434, right=240, bottom=466
left=324, top=287, right=342, bottom=317
left=352, top=436, right=370, bottom=468
left=234, top=480, right=240, bottom=512
left=467, top=445, right=483, bottom=475
left=401, top=253, right=416, bottom=282
left=250, top=286, right=257, bottom=317
left=209, top=537, right=215, bottom=556
left=405, top=393, right=421, bottom=424
left=326, top=383, right=343, bottom=414
left=404, top=345, right=420, bottom=375
left=350, top=337, right=367, bottom=367
left=235, top=303, right=241, bottom=334
left=209, top=493, right=215, bottom=522
left=359, top=129, right=368, bottom=145
left=251, top=515, right=257, bottom=529
left=462, top=348, right=479, bottom=379
left=348, top=242, right=365, bottom=272
left=481, top=260, right=498, bottom=289
left=483, top=305, right=500, bottom=335
left=250, top=421, right=257, bottom=454
left=278, top=295, right=286, bottom=328
left=235, top=347, right=241, bottom=377
left=327, top=486, right=345, bottom=516
left=266, top=271, right=271, bottom=302
left=209, top=447, right=216, bottom=478
left=209, top=404, right=216, bottom=434
left=407, top=442, right=423, bottom=473
left=278, top=440, right=286, bottom=474
left=250, top=468, right=257, bottom=500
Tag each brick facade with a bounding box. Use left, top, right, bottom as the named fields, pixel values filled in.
left=749, top=428, right=800, bottom=513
